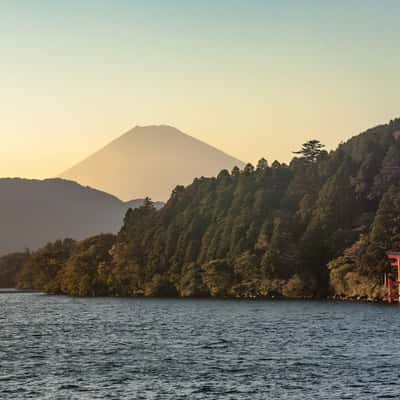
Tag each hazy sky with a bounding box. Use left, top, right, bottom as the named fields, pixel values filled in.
left=1, top=0, right=400, bottom=178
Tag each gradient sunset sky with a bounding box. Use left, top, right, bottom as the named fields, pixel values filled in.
left=2, top=0, right=400, bottom=178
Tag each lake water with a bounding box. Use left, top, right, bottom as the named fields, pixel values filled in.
left=1, top=293, right=399, bottom=399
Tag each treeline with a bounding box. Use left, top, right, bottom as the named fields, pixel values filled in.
left=0, top=251, right=30, bottom=288
left=12, top=119, right=400, bottom=300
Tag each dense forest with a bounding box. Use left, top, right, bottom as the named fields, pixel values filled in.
left=0, top=251, right=29, bottom=288
left=10, top=119, right=400, bottom=300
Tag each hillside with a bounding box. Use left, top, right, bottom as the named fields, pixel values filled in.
left=17, top=119, right=400, bottom=300
left=0, top=178, right=162, bottom=256
left=0, top=252, right=29, bottom=288
left=60, top=125, right=245, bottom=201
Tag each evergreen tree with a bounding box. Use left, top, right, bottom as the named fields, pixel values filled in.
left=293, top=140, right=326, bottom=163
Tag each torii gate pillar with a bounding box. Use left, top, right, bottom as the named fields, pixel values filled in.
left=386, top=251, right=400, bottom=303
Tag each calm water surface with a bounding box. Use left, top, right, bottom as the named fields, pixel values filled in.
left=1, top=294, right=400, bottom=399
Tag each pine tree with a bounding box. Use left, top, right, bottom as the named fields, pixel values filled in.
left=293, top=140, right=325, bottom=163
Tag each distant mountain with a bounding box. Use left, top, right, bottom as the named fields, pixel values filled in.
left=0, top=178, right=162, bottom=256
left=60, top=125, right=245, bottom=201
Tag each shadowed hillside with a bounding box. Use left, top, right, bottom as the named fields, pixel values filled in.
left=60, top=125, right=245, bottom=201
left=0, top=178, right=162, bottom=256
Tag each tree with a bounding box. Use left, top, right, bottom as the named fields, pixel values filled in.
left=202, top=259, right=233, bottom=297
left=261, top=213, right=298, bottom=280
left=271, top=160, right=281, bottom=168
left=0, top=251, right=30, bottom=288
left=61, top=234, right=115, bottom=296
left=16, top=239, right=75, bottom=292
left=257, top=158, right=269, bottom=170
left=293, top=140, right=326, bottom=163
left=143, top=196, right=155, bottom=209
left=361, top=186, right=400, bottom=275
left=231, top=166, right=241, bottom=177
left=179, top=262, right=208, bottom=297
left=243, top=163, right=255, bottom=175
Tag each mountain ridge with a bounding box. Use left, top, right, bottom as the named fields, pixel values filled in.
left=0, top=177, right=162, bottom=256
left=60, top=125, right=245, bottom=201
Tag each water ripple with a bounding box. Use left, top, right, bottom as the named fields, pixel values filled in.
left=1, top=295, right=400, bottom=399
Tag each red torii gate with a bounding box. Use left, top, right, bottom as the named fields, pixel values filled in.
left=386, top=251, right=400, bottom=303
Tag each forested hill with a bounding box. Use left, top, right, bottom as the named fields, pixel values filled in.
left=16, top=119, right=400, bottom=300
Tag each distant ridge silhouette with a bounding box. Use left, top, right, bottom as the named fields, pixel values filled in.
left=0, top=178, right=162, bottom=255
left=60, top=125, right=245, bottom=201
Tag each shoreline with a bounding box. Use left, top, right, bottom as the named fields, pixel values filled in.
left=6, top=289, right=393, bottom=304
left=0, top=288, right=43, bottom=294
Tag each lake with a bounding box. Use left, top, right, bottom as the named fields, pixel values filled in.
left=1, top=293, right=399, bottom=399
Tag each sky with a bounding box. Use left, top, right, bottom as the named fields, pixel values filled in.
left=1, top=0, right=400, bottom=178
